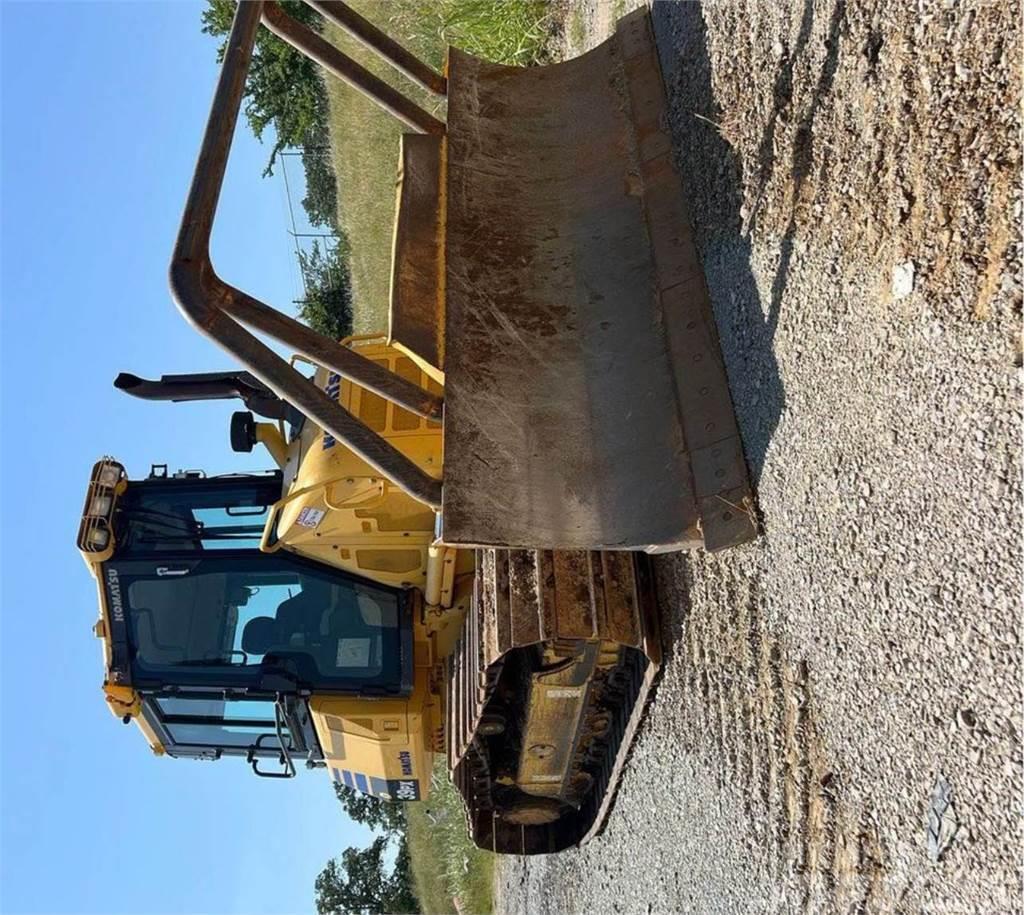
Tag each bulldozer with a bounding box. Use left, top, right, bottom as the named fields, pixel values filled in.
left=77, top=1, right=756, bottom=854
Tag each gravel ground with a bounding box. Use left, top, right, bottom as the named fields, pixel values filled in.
left=498, top=2, right=1022, bottom=913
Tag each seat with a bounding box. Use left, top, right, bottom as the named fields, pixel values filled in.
left=276, top=588, right=328, bottom=640
left=241, top=616, right=280, bottom=656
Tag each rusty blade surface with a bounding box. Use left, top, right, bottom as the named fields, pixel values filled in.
left=441, top=9, right=756, bottom=552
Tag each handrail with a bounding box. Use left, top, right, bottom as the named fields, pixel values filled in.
left=218, top=285, right=441, bottom=420
left=168, top=0, right=443, bottom=509
left=259, top=472, right=379, bottom=552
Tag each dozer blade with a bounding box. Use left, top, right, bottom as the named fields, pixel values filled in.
left=441, top=10, right=755, bottom=553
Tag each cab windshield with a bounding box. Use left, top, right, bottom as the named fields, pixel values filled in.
left=105, top=551, right=408, bottom=695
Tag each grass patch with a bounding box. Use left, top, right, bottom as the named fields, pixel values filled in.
left=405, top=761, right=495, bottom=914
left=567, top=7, right=586, bottom=50
left=322, top=0, right=554, bottom=332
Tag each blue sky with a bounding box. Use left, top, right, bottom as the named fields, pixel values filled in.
left=1, top=3, right=374, bottom=912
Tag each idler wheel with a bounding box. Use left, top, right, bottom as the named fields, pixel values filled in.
left=477, top=714, right=506, bottom=737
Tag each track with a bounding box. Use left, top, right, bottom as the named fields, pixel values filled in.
left=448, top=550, right=662, bottom=854
left=497, top=2, right=1021, bottom=912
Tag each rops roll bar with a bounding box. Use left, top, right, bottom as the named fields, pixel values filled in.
left=169, top=0, right=446, bottom=509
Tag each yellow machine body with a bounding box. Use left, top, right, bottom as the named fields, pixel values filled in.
left=78, top=2, right=757, bottom=852
left=79, top=340, right=475, bottom=804
left=309, top=666, right=439, bottom=802
left=272, top=343, right=474, bottom=803
left=271, top=341, right=442, bottom=590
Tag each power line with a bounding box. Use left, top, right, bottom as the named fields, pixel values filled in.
left=279, top=146, right=348, bottom=308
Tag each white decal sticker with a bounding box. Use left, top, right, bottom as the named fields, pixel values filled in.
left=105, top=568, right=124, bottom=623
left=296, top=507, right=325, bottom=529
left=336, top=638, right=371, bottom=668
left=395, top=781, right=418, bottom=801
left=546, top=687, right=582, bottom=699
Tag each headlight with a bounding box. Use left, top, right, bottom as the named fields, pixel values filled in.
left=77, top=457, right=124, bottom=556
left=97, top=465, right=121, bottom=488
left=88, top=494, right=113, bottom=517
left=86, top=527, right=111, bottom=549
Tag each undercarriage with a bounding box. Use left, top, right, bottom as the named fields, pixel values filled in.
left=447, top=550, right=661, bottom=854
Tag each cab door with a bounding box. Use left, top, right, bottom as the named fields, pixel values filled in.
left=143, top=694, right=321, bottom=776
left=108, top=550, right=412, bottom=695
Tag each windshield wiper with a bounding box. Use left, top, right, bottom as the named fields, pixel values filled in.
left=174, top=659, right=237, bottom=667
left=174, top=650, right=249, bottom=668
left=134, top=523, right=259, bottom=544
left=194, top=526, right=265, bottom=540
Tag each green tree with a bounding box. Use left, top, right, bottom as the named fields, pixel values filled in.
left=334, top=783, right=406, bottom=835
left=201, top=0, right=346, bottom=323
left=389, top=835, right=417, bottom=913
left=301, top=140, right=340, bottom=229
left=201, top=0, right=329, bottom=177
left=315, top=835, right=417, bottom=915
left=295, top=240, right=354, bottom=340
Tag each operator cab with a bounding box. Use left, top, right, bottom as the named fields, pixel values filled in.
left=79, top=459, right=415, bottom=777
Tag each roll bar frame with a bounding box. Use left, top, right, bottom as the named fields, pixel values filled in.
left=169, top=0, right=446, bottom=509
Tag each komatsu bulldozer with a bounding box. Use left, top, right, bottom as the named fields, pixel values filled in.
left=77, top=1, right=756, bottom=854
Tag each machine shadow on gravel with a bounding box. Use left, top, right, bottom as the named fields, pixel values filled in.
left=651, top=1, right=785, bottom=487
left=765, top=1, right=846, bottom=328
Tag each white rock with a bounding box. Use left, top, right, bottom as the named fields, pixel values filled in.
left=892, top=261, right=916, bottom=299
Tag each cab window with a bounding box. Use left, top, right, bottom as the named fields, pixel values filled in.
left=152, top=697, right=295, bottom=752
left=115, top=474, right=280, bottom=553
left=108, top=551, right=406, bottom=695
